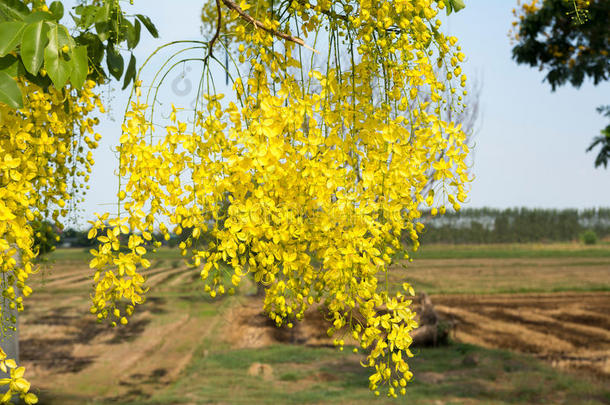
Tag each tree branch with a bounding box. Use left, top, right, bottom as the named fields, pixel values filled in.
left=205, top=0, right=223, bottom=63
left=221, top=0, right=318, bottom=53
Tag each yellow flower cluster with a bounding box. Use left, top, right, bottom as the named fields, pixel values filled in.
left=88, top=214, right=149, bottom=326
left=91, top=0, right=471, bottom=397
left=0, top=347, right=37, bottom=404
left=0, top=79, right=103, bottom=403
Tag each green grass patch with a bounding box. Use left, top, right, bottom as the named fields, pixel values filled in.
left=131, top=342, right=610, bottom=405
left=48, top=242, right=610, bottom=264
left=203, top=345, right=340, bottom=369
left=44, top=247, right=92, bottom=262
left=278, top=372, right=300, bottom=381
left=408, top=242, right=610, bottom=259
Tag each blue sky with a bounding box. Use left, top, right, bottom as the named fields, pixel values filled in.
left=71, top=1, right=609, bottom=228
left=445, top=2, right=609, bottom=209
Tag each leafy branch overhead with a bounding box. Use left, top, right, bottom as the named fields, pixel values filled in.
left=512, top=0, right=608, bottom=90
left=0, top=0, right=158, bottom=107
left=511, top=0, right=610, bottom=168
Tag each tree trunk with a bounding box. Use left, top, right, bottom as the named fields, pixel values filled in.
left=0, top=247, right=19, bottom=387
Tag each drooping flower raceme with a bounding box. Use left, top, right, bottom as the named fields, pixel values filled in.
left=0, top=78, right=103, bottom=404
left=88, top=0, right=471, bottom=397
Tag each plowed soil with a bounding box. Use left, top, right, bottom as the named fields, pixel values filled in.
left=222, top=291, right=610, bottom=379
left=432, top=292, right=610, bottom=377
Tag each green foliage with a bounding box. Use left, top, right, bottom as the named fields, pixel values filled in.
left=586, top=105, right=610, bottom=168
left=0, top=0, right=158, bottom=107
left=512, top=0, right=609, bottom=90
left=0, top=21, right=27, bottom=56
left=20, top=20, right=49, bottom=74
left=580, top=229, right=598, bottom=245
left=31, top=220, right=58, bottom=255
left=60, top=227, right=97, bottom=248
left=511, top=0, right=610, bottom=168
left=43, top=22, right=74, bottom=88
left=411, top=207, right=610, bottom=244
left=443, top=0, right=466, bottom=15
left=0, top=70, right=22, bottom=108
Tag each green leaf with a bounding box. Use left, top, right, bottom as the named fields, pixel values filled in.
left=76, top=32, right=104, bottom=68
left=0, top=0, right=29, bottom=22
left=122, top=53, right=136, bottom=90
left=94, top=2, right=113, bottom=42
left=123, top=19, right=138, bottom=49
left=449, top=0, right=466, bottom=13
left=24, top=11, right=55, bottom=23
left=0, top=21, right=26, bottom=56
left=106, top=44, right=124, bottom=81
left=135, top=14, right=158, bottom=38
left=44, top=23, right=73, bottom=89
left=133, top=19, right=141, bottom=46
left=95, top=2, right=112, bottom=23
left=74, top=5, right=98, bottom=28
left=95, top=21, right=110, bottom=42
left=0, top=54, right=18, bottom=76
left=70, top=45, right=88, bottom=88
left=49, top=1, right=64, bottom=21
left=0, top=71, right=23, bottom=108
left=21, top=21, right=49, bottom=74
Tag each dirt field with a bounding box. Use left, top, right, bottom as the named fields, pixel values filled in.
left=392, top=257, right=610, bottom=294
left=21, top=260, right=218, bottom=402
left=432, top=292, right=610, bottom=377
left=16, top=249, right=610, bottom=403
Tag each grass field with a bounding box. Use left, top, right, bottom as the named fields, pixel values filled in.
left=409, top=241, right=610, bottom=259
left=20, top=243, right=610, bottom=404
left=123, top=343, right=608, bottom=405
left=46, top=241, right=610, bottom=262
left=391, top=256, right=610, bottom=294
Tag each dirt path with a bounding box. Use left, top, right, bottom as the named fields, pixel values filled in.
left=20, top=260, right=219, bottom=404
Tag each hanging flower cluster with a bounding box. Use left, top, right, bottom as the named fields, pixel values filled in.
left=89, top=0, right=471, bottom=397
left=0, top=79, right=103, bottom=404
left=0, top=347, right=37, bottom=404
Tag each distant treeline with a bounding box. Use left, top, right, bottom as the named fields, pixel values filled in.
left=38, top=207, right=610, bottom=253
left=409, top=207, right=610, bottom=244
left=56, top=228, right=196, bottom=249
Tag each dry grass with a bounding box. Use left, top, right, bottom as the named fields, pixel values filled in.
left=390, top=257, right=610, bottom=294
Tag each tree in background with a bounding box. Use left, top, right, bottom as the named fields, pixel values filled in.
left=30, top=220, right=58, bottom=255
left=510, top=0, right=610, bottom=167
left=413, top=207, right=609, bottom=244
left=587, top=105, right=610, bottom=167
left=0, top=0, right=473, bottom=401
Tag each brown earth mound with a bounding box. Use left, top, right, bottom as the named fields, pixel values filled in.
left=223, top=293, right=449, bottom=349
left=223, top=298, right=333, bottom=348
